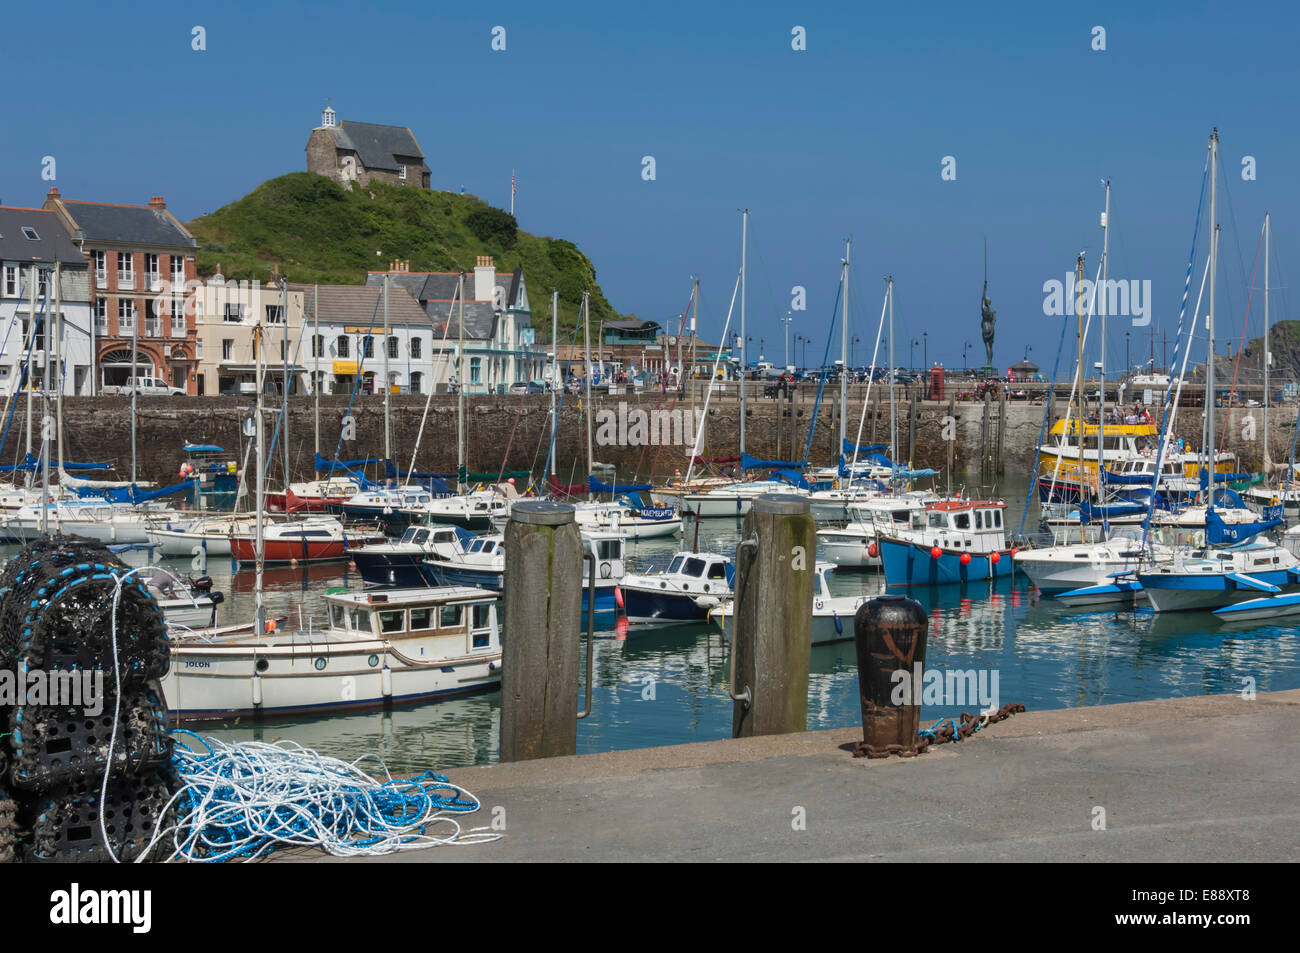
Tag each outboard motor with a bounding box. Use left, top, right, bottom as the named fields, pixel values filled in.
left=191, top=575, right=214, bottom=594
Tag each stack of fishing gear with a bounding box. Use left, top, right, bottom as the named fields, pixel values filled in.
left=0, top=536, right=174, bottom=862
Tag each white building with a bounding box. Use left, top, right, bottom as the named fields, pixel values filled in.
left=193, top=275, right=307, bottom=395
left=0, top=207, right=94, bottom=396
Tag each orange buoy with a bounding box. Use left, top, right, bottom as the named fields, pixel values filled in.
left=930, top=546, right=941, bottom=560
left=960, top=552, right=971, bottom=565
left=991, top=552, right=1001, bottom=564
left=868, top=542, right=879, bottom=558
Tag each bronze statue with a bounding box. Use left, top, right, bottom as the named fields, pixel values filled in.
left=981, top=239, right=996, bottom=364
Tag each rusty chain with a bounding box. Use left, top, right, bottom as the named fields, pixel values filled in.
left=852, top=702, right=1026, bottom=759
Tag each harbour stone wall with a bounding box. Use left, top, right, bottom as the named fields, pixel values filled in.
left=33, top=392, right=1300, bottom=490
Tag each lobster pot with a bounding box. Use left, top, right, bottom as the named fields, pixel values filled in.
left=22, top=772, right=175, bottom=863
left=0, top=537, right=176, bottom=863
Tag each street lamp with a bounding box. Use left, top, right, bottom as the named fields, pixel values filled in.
left=781, top=311, right=792, bottom=369
left=910, top=337, right=919, bottom=371
left=923, top=331, right=928, bottom=370
left=851, top=335, right=861, bottom=367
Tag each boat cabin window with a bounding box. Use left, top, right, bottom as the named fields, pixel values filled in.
left=378, top=609, right=404, bottom=634
left=668, top=555, right=685, bottom=574
left=954, top=513, right=970, bottom=530
left=330, top=604, right=346, bottom=629
left=707, top=562, right=727, bottom=579
left=993, top=509, right=1002, bottom=528
left=472, top=604, right=492, bottom=648
left=892, top=510, right=910, bottom=523
left=597, top=540, right=622, bottom=560
left=412, top=529, right=429, bottom=544
left=440, top=604, right=464, bottom=628
left=683, top=557, right=706, bottom=577
left=349, top=607, right=372, bottom=634
left=409, top=607, right=434, bottom=631
left=401, top=527, right=418, bottom=543
left=928, top=512, right=946, bottom=529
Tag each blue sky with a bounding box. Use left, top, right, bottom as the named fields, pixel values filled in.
left=4, top=0, right=1296, bottom=374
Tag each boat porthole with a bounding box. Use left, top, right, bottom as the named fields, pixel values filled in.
left=314, top=657, right=327, bottom=671
left=703, top=584, right=709, bottom=592
left=367, top=654, right=379, bottom=667
left=660, top=582, right=667, bottom=589
left=255, top=659, right=269, bottom=673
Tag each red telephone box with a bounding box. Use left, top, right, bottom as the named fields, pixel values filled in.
left=928, top=365, right=944, bottom=401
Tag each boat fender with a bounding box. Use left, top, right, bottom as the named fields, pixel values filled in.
left=209, top=591, right=224, bottom=606
left=991, top=552, right=1001, bottom=564
left=833, top=613, right=843, bottom=635
left=615, top=586, right=625, bottom=609
left=868, top=542, right=879, bottom=558
left=381, top=665, right=393, bottom=698
left=694, top=595, right=719, bottom=610
left=251, top=673, right=263, bottom=708
left=960, top=553, right=971, bottom=565
left=488, top=659, right=502, bottom=673
left=930, top=546, right=941, bottom=560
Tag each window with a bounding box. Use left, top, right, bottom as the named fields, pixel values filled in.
left=2, top=265, right=16, bottom=297
left=349, top=608, right=373, bottom=635
left=170, top=256, right=185, bottom=286
left=409, top=372, right=422, bottom=394
left=37, top=270, right=49, bottom=298
left=196, top=339, right=203, bottom=359
left=470, top=357, right=481, bottom=384
left=171, top=300, right=185, bottom=333
left=118, top=298, right=136, bottom=331
left=223, top=304, right=242, bottom=322
left=117, top=252, right=134, bottom=287
left=222, top=339, right=233, bottom=361
left=21, top=226, right=38, bottom=240
left=387, top=336, right=398, bottom=359
left=94, top=298, right=108, bottom=332
left=362, top=336, right=374, bottom=359
left=145, top=253, right=160, bottom=288
left=378, top=610, right=404, bottom=634
left=707, top=562, right=726, bottom=579
left=409, top=337, right=422, bottom=359
left=336, top=336, right=349, bottom=358
left=472, top=604, right=491, bottom=648
left=21, top=319, right=45, bottom=352
left=955, top=513, right=970, bottom=530
left=265, top=305, right=284, bottom=324
left=92, top=252, right=106, bottom=286
left=683, top=558, right=706, bottom=577
left=330, top=604, right=346, bottom=629
left=439, top=604, right=463, bottom=628
left=311, top=334, right=324, bottom=357
left=409, top=607, right=433, bottom=630
left=398, top=163, right=407, bottom=180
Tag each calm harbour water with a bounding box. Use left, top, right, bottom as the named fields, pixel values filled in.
left=19, top=473, right=1298, bottom=775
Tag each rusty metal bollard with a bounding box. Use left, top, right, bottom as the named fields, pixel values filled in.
left=853, top=594, right=927, bottom=748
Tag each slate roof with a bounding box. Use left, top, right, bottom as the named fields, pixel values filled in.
left=57, top=200, right=194, bottom=248
left=333, top=121, right=424, bottom=173
left=0, top=208, right=88, bottom=265
left=365, top=271, right=488, bottom=304
left=289, top=283, right=430, bottom=328
left=426, top=300, right=497, bottom=341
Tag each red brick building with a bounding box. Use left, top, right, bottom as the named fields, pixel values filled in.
left=43, top=189, right=200, bottom=394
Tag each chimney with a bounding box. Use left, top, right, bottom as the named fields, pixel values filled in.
left=474, top=256, right=495, bottom=302
left=149, top=196, right=166, bottom=209
left=46, top=186, right=60, bottom=200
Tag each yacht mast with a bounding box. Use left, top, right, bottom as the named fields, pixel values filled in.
left=739, top=209, right=748, bottom=458
left=840, top=238, right=850, bottom=453
left=1207, top=129, right=1219, bottom=501
left=550, top=288, right=558, bottom=479
left=383, top=274, right=391, bottom=464
left=254, top=324, right=265, bottom=639
left=1264, top=212, right=1271, bottom=470
left=1099, top=181, right=1110, bottom=500
left=584, top=291, right=593, bottom=474
left=457, top=273, right=466, bottom=495
left=888, top=276, right=896, bottom=463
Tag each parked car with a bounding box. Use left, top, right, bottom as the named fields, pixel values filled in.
left=100, top=376, right=185, bottom=396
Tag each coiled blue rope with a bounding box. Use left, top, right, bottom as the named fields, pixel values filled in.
left=138, top=732, right=500, bottom=862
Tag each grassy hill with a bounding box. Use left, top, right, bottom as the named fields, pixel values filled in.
left=186, top=172, right=622, bottom=339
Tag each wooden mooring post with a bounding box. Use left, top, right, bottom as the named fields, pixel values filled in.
left=500, top=500, right=585, bottom=762
left=729, top=494, right=815, bottom=738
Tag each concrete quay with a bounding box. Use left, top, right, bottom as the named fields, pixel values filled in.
left=311, top=689, right=1299, bottom=863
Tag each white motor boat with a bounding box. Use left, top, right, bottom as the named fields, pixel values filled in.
left=708, top=562, right=867, bottom=646
left=817, top=494, right=936, bottom=568
left=618, top=550, right=733, bottom=623
left=145, top=514, right=262, bottom=557
left=1014, top=526, right=1159, bottom=596
left=162, top=586, right=502, bottom=720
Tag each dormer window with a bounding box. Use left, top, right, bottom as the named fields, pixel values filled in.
left=21, top=227, right=38, bottom=240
